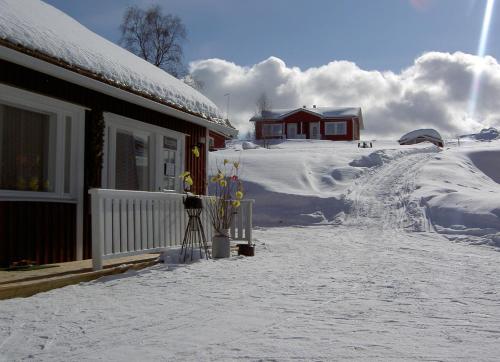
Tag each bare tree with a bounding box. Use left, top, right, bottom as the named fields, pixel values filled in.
left=120, top=5, right=187, bottom=78
left=256, top=92, right=272, bottom=147
left=256, top=92, right=271, bottom=116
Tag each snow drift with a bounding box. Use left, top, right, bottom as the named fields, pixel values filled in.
left=211, top=138, right=500, bottom=247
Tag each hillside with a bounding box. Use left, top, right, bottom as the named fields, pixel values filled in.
left=211, top=138, right=500, bottom=247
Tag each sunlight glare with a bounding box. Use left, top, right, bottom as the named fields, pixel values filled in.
left=468, top=0, right=496, bottom=118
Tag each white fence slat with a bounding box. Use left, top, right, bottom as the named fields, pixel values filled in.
left=112, top=199, right=120, bottom=253
left=140, top=199, right=147, bottom=250
left=134, top=199, right=140, bottom=251
left=238, top=207, right=243, bottom=239
left=159, top=200, right=165, bottom=248
left=245, top=201, right=253, bottom=243
left=127, top=199, right=134, bottom=251
left=104, top=197, right=113, bottom=255
left=120, top=199, right=128, bottom=252
left=153, top=200, right=159, bottom=248
left=147, top=200, right=154, bottom=249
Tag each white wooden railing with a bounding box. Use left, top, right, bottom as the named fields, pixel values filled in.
left=89, top=189, right=254, bottom=270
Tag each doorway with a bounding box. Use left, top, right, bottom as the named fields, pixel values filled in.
left=310, top=122, right=320, bottom=139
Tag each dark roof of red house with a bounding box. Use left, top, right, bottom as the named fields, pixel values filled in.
left=250, top=106, right=363, bottom=129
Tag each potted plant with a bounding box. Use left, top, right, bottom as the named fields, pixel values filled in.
left=207, top=159, right=244, bottom=258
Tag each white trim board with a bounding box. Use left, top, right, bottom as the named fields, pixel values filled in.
left=0, top=45, right=238, bottom=137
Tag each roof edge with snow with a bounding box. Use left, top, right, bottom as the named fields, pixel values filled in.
left=0, top=0, right=237, bottom=136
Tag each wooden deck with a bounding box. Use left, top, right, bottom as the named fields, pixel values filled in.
left=0, top=253, right=159, bottom=300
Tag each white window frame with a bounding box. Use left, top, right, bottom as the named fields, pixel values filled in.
left=0, top=83, right=85, bottom=202
left=0, top=83, right=86, bottom=260
left=325, top=121, right=347, bottom=136
left=102, top=112, right=186, bottom=193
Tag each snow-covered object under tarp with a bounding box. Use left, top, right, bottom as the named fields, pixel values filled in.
left=398, top=129, right=444, bottom=147
left=0, top=0, right=229, bottom=129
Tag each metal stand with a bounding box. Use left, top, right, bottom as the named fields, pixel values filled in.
left=180, top=207, right=211, bottom=262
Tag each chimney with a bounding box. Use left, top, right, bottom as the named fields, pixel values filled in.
left=313, top=105, right=316, bottom=108
left=302, top=105, right=306, bottom=108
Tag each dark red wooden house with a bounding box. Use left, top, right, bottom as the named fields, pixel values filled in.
left=208, top=130, right=232, bottom=151
left=0, top=0, right=237, bottom=267
left=250, top=106, right=364, bottom=141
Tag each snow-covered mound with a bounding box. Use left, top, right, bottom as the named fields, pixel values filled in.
left=212, top=139, right=500, bottom=247
left=211, top=140, right=432, bottom=226
left=415, top=140, right=500, bottom=246
left=475, top=127, right=500, bottom=141
left=398, top=128, right=444, bottom=147
left=0, top=0, right=225, bottom=124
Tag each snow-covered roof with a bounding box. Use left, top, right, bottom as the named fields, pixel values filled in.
left=250, top=106, right=364, bottom=129
left=0, top=0, right=235, bottom=134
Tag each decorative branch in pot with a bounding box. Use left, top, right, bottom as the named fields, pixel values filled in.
left=207, top=159, right=244, bottom=258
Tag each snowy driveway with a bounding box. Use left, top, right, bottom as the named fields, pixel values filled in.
left=1, top=147, right=500, bottom=361
left=1, top=226, right=499, bottom=361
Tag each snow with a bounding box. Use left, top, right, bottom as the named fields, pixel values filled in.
left=0, top=0, right=226, bottom=125
left=398, top=128, right=444, bottom=146
left=461, top=127, right=500, bottom=141
left=0, top=227, right=499, bottom=360
left=1, top=138, right=499, bottom=360
left=212, top=138, right=500, bottom=246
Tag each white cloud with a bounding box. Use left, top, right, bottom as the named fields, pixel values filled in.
left=189, top=51, right=500, bottom=138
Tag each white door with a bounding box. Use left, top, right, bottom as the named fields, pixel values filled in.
left=310, top=122, right=321, bottom=139
left=287, top=123, right=297, bottom=139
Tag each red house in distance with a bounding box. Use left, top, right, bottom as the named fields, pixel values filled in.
left=250, top=106, right=364, bottom=141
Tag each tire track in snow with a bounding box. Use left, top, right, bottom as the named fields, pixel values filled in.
left=345, top=148, right=437, bottom=231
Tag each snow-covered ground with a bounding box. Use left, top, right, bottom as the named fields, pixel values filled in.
left=215, top=138, right=500, bottom=247
left=1, top=138, right=499, bottom=361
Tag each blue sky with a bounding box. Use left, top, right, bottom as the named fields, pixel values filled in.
left=44, top=0, right=499, bottom=72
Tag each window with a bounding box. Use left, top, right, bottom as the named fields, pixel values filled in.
left=325, top=121, right=347, bottom=135
left=0, top=84, right=84, bottom=200
left=0, top=105, right=55, bottom=192
left=115, top=129, right=150, bottom=191
left=262, top=123, right=283, bottom=137
left=103, top=113, right=185, bottom=192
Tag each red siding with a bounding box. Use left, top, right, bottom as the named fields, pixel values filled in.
left=255, top=109, right=360, bottom=141
left=209, top=131, right=227, bottom=150
left=0, top=202, right=76, bottom=267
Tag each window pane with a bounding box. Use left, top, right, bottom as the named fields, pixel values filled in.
left=0, top=104, right=54, bottom=192
left=115, top=130, right=149, bottom=191
left=337, top=122, right=346, bottom=135
left=162, top=138, right=177, bottom=191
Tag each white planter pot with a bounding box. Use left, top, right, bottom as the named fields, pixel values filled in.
left=212, top=230, right=230, bottom=258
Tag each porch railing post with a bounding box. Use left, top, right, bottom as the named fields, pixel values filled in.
left=90, top=189, right=104, bottom=270
left=245, top=200, right=254, bottom=245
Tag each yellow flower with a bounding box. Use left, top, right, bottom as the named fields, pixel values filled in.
left=223, top=159, right=229, bottom=165
left=192, top=146, right=200, bottom=158
left=29, top=177, right=40, bottom=191
left=219, top=179, right=227, bottom=187
left=179, top=171, right=190, bottom=178
left=233, top=161, right=240, bottom=169
left=235, top=191, right=243, bottom=199
left=185, top=175, right=194, bottom=186
left=210, top=176, right=219, bottom=183
left=232, top=200, right=241, bottom=208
